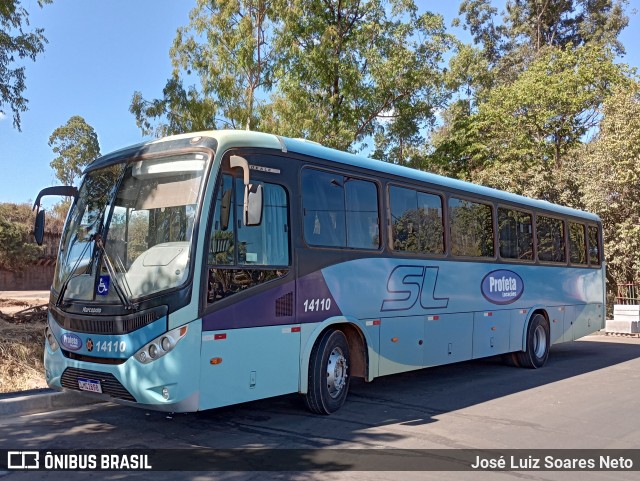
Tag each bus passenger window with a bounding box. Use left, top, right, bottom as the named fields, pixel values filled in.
left=302, top=169, right=346, bottom=247
left=345, top=179, right=379, bottom=249
left=302, top=168, right=379, bottom=250
left=497, top=208, right=533, bottom=261
left=390, top=186, right=444, bottom=254
left=537, top=215, right=566, bottom=263
left=588, top=225, right=600, bottom=265
left=569, top=222, right=588, bottom=265
left=449, top=198, right=494, bottom=257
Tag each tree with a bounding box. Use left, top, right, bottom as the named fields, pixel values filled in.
left=263, top=0, right=453, bottom=153
left=0, top=203, right=42, bottom=271
left=454, top=0, right=503, bottom=65
left=49, top=115, right=101, bottom=187
left=433, top=0, right=631, bottom=177
left=131, top=0, right=280, bottom=136
left=431, top=44, right=633, bottom=198
left=473, top=45, right=632, bottom=171
left=131, top=0, right=453, bottom=158
left=130, top=76, right=218, bottom=138
left=572, top=85, right=640, bottom=286
left=503, top=0, right=628, bottom=55
left=0, top=0, right=51, bottom=130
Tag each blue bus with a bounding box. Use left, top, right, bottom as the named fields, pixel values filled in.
left=34, top=130, right=605, bottom=414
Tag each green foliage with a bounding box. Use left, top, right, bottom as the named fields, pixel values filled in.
left=0, top=203, right=42, bottom=271
left=130, top=77, right=217, bottom=137
left=571, top=85, right=640, bottom=284
left=131, top=0, right=453, bottom=156
left=49, top=115, right=101, bottom=186
left=454, top=0, right=503, bottom=64
left=131, top=0, right=280, bottom=136
left=432, top=44, right=633, bottom=200
left=503, top=0, right=628, bottom=55
left=0, top=0, right=51, bottom=130
left=435, top=0, right=631, bottom=170
left=264, top=0, right=453, bottom=153
left=476, top=45, right=631, bottom=168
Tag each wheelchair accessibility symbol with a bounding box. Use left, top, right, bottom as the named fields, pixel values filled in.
left=97, top=276, right=110, bottom=296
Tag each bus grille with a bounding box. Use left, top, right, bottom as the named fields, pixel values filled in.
left=62, top=351, right=126, bottom=365
left=61, top=367, right=136, bottom=402
left=51, top=306, right=166, bottom=334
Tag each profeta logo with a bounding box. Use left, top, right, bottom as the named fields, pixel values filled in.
left=481, top=269, right=524, bottom=305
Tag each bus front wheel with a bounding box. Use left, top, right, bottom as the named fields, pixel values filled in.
left=304, top=329, right=351, bottom=415
left=517, top=313, right=550, bottom=369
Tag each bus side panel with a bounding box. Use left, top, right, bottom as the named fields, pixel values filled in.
left=423, top=313, right=473, bottom=367
left=198, top=325, right=300, bottom=411
left=378, top=316, right=424, bottom=376
left=510, top=308, right=529, bottom=352
left=472, top=310, right=510, bottom=359
left=573, top=303, right=604, bottom=340
left=549, top=305, right=566, bottom=344
left=562, top=306, right=573, bottom=342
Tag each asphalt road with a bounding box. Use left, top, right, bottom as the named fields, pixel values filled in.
left=1, top=334, right=639, bottom=481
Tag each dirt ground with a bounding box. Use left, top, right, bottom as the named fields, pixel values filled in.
left=0, top=293, right=49, bottom=393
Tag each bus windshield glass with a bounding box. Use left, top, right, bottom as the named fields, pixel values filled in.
left=53, top=152, right=210, bottom=303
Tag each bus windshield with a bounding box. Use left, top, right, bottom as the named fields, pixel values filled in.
left=53, top=152, right=210, bottom=304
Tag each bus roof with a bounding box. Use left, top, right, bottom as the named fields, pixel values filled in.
left=96, top=129, right=601, bottom=223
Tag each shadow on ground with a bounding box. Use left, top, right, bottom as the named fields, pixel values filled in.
left=1, top=336, right=639, bottom=479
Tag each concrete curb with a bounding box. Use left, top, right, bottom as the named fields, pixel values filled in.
left=0, top=389, right=105, bottom=417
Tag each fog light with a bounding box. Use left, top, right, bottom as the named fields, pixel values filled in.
left=149, top=344, right=158, bottom=359
left=162, top=387, right=169, bottom=400
left=45, top=327, right=59, bottom=352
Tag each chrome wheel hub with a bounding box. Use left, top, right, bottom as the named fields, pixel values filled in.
left=326, top=347, right=347, bottom=399
left=533, top=324, right=547, bottom=358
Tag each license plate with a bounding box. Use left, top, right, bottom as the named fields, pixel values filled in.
left=77, top=377, right=103, bottom=393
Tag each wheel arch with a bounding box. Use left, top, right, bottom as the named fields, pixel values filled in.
left=519, top=306, right=550, bottom=351
left=299, top=316, right=371, bottom=394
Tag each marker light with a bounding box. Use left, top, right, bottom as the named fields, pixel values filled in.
left=135, top=325, right=189, bottom=364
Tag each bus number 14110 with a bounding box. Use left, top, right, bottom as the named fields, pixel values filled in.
left=303, top=298, right=331, bottom=312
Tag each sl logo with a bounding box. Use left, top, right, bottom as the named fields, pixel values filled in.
left=381, top=265, right=449, bottom=312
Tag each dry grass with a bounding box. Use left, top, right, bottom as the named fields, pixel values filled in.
left=0, top=299, right=48, bottom=393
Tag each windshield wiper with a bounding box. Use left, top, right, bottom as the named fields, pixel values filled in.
left=55, top=238, right=93, bottom=308
left=94, top=234, right=136, bottom=311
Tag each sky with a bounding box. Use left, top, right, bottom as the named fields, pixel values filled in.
left=1, top=0, right=639, bottom=207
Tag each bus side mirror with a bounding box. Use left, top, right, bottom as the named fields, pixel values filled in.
left=34, top=209, right=45, bottom=246
left=32, top=185, right=78, bottom=246
left=245, top=183, right=263, bottom=226
left=230, top=154, right=263, bottom=226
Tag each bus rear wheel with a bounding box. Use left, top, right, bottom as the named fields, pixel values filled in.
left=517, top=313, right=550, bottom=369
left=304, top=329, right=350, bottom=415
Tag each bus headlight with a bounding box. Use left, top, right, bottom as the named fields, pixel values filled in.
left=134, top=325, right=188, bottom=364
left=45, top=327, right=59, bottom=352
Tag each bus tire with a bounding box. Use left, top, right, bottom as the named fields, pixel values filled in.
left=501, top=352, right=520, bottom=367
left=517, top=313, right=550, bottom=369
left=304, top=329, right=350, bottom=415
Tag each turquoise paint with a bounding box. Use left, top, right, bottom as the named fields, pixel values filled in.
left=198, top=324, right=301, bottom=410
